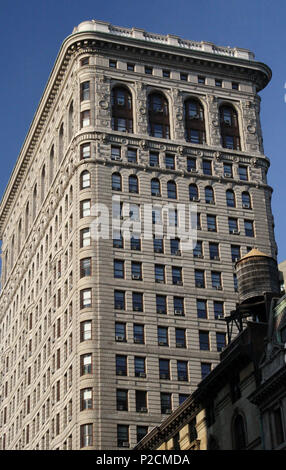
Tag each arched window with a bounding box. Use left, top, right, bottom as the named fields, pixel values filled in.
left=80, top=170, right=91, bottom=190
left=129, top=175, right=138, bottom=193
left=148, top=92, right=170, bottom=139
left=59, top=123, right=64, bottom=162
left=242, top=191, right=251, bottom=209
left=167, top=180, right=177, bottom=199
left=69, top=102, right=74, bottom=142
left=111, top=86, right=133, bottom=133
left=25, top=202, right=30, bottom=238
left=33, top=185, right=38, bottom=220
left=233, top=414, right=246, bottom=450
left=205, top=186, right=215, bottom=204
left=219, top=105, right=241, bottom=150
left=184, top=99, right=206, bottom=144
left=41, top=166, right=46, bottom=203
left=18, top=219, right=22, bottom=254
left=11, top=235, right=15, bottom=268
left=49, top=146, right=54, bottom=185
left=189, top=184, right=199, bottom=201
left=226, top=189, right=236, bottom=208
left=151, top=178, right=161, bottom=197
left=112, top=173, right=122, bottom=191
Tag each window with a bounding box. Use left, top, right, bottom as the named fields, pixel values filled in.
left=114, top=290, right=125, bottom=310
left=113, top=230, right=123, bottom=248
left=159, top=359, right=170, bottom=380
left=174, top=297, right=184, bottom=316
left=80, top=424, right=93, bottom=447
left=161, top=393, right=172, bottom=414
left=231, top=245, right=240, bottom=263
left=111, top=86, right=133, bottom=132
left=80, top=81, right=90, bottom=101
left=233, top=415, right=246, bottom=450
left=80, top=200, right=91, bottom=218
left=201, top=363, right=211, bottom=379
left=149, top=151, right=159, bottom=167
left=226, top=189, right=236, bottom=208
left=80, top=258, right=91, bottom=277
left=80, top=110, right=90, bottom=128
left=198, top=76, right=205, bottom=84
left=238, top=165, right=248, bottom=181
left=189, top=184, right=199, bottom=201
left=80, top=388, right=92, bottom=410
left=131, top=235, right=141, bottom=251
left=114, top=260, right=124, bottom=279
left=156, top=295, right=167, bottom=314
left=170, top=238, right=180, bottom=255
left=165, top=154, right=175, bottom=169
left=179, top=394, right=189, bottom=405
left=175, top=328, right=186, bottom=348
left=127, top=148, right=137, bottom=163
left=80, top=289, right=91, bottom=309
left=154, top=237, right=164, bottom=253
left=203, top=160, right=212, bottom=175
left=148, top=93, right=170, bottom=138
left=155, top=264, right=165, bottom=283
left=151, top=178, right=161, bottom=197
left=242, top=192, right=251, bottom=209
left=214, top=301, right=224, bottom=320
left=109, top=60, right=117, bottom=68
left=215, top=78, right=222, bottom=87
left=232, top=82, right=239, bottom=90
left=207, top=215, right=217, bottom=232
left=172, top=267, right=182, bottom=285
left=116, top=355, right=127, bottom=376
left=216, top=332, right=226, bottom=352
left=184, top=99, right=206, bottom=144
left=80, top=354, right=92, bottom=375
left=197, top=299, right=207, bottom=319
left=205, top=186, right=215, bottom=204
left=111, top=146, right=121, bottom=160
left=180, top=72, right=188, bottom=81
left=167, top=180, right=177, bottom=199
left=163, top=69, right=170, bottom=78
left=195, top=270, right=205, bottom=288
left=131, top=262, right=142, bottom=281
left=132, top=292, right=143, bottom=311
left=117, top=425, right=129, bottom=448
left=273, top=407, right=285, bottom=446
left=219, top=105, right=240, bottom=150
left=134, top=357, right=146, bottom=377
left=134, top=324, right=144, bottom=344
left=211, top=271, right=222, bottom=290
left=127, top=63, right=135, bottom=71
left=80, top=143, right=91, bottom=160
left=244, top=220, right=254, bottom=237
left=80, top=228, right=91, bottom=247
left=112, top=173, right=122, bottom=191
left=80, top=321, right=92, bottom=341
left=129, top=175, right=138, bottom=193
left=199, top=331, right=210, bottom=350
left=233, top=273, right=238, bottom=292
left=145, top=66, right=153, bottom=75
left=228, top=217, right=239, bottom=234
left=136, top=390, right=147, bottom=412
left=209, top=242, right=219, bottom=260
left=177, top=361, right=188, bottom=381
left=158, top=327, right=168, bottom=346
left=117, top=389, right=128, bottom=411
left=80, top=57, right=89, bottom=66
left=187, top=157, right=197, bottom=172
left=224, top=162, right=233, bottom=178
left=137, top=426, right=148, bottom=443
left=115, top=323, right=126, bottom=342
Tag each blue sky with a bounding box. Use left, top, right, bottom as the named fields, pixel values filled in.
left=0, top=0, right=286, bottom=261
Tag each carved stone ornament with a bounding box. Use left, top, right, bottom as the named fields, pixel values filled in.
left=177, top=146, right=184, bottom=155
left=176, top=112, right=183, bottom=121
left=139, top=140, right=148, bottom=150
left=121, top=138, right=128, bottom=145
left=100, top=133, right=109, bottom=144
left=139, top=107, right=146, bottom=115
left=99, top=100, right=109, bottom=109
left=214, top=151, right=221, bottom=160
left=212, top=120, right=219, bottom=127
left=247, top=125, right=256, bottom=134
left=251, top=158, right=258, bottom=167
left=160, top=145, right=166, bottom=151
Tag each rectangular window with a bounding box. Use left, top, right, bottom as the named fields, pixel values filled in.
left=211, top=271, right=222, bottom=290
left=131, top=262, right=142, bottom=281
left=170, top=238, right=180, bottom=255
left=180, top=72, right=188, bottom=81
left=80, top=199, right=91, bottom=218
left=80, top=110, right=90, bottom=128
left=134, top=357, right=146, bottom=377
left=80, top=321, right=92, bottom=341
left=207, top=215, right=217, bottom=232
left=114, top=290, right=125, bottom=310
left=174, top=297, right=184, bottom=316
left=179, top=394, right=189, bottom=405
left=214, top=301, right=224, bottom=320
left=193, top=240, right=203, bottom=258
left=223, top=163, right=233, bottom=178
left=80, top=289, right=91, bottom=309
left=232, top=82, right=239, bottom=90
left=238, top=166, right=248, bottom=181
left=158, top=326, right=168, bottom=346
left=159, top=359, right=170, bottom=380
left=195, top=270, right=205, bottom=288
left=131, top=235, right=141, bottom=251
left=175, top=328, right=186, bottom=348
left=155, top=264, right=165, bottom=283
left=165, top=154, right=175, bottom=169
left=209, top=243, right=219, bottom=260
left=127, top=148, right=137, bottom=163
left=114, top=260, right=124, bottom=279
left=229, top=217, right=239, bottom=234
left=215, top=79, right=222, bottom=87
left=134, top=324, right=144, bottom=344
left=187, top=157, right=197, bottom=172
left=116, top=355, right=127, bottom=376
left=80, top=81, right=90, bottom=101
left=117, top=389, right=128, bottom=411
left=177, top=361, right=188, bottom=381
left=161, top=392, right=172, bottom=414
left=132, top=292, right=143, bottom=311
left=113, top=230, right=123, bottom=249
left=80, top=388, right=92, bottom=410
left=156, top=295, right=167, bottom=314
left=163, top=70, right=170, bottom=78
left=111, top=146, right=121, bottom=161
left=154, top=237, right=164, bottom=253
left=201, top=363, right=211, bottom=379
left=117, top=424, right=129, bottom=448
left=149, top=151, right=159, bottom=167
left=80, top=258, right=91, bottom=277
left=80, top=228, right=91, bottom=247
left=172, top=267, right=182, bottom=285
left=244, top=220, right=254, bottom=237
left=109, top=59, right=117, bottom=68
left=145, top=66, right=153, bottom=75
left=234, top=273, right=238, bottom=292
left=136, top=390, right=147, bottom=412
left=80, top=354, right=92, bottom=375
left=231, top=245, right=241, bottom=263
left=127, top=63, right=135, bottom=71
left=197, top=299, right=207, bottom=319
left=198, top=76, right=205, bottom=84
left=80, top=143, right=91, bottom=160
left=216, top=332, right=226, bottom=352
left=115, top=323, right=126, bottom=342
left=80, top=424, right=93, bottom=448
left=137, top=426, right=148, bottom=443
left=203, top=160, right=212, bottom=175
left=80, top=57, right=89, bottom=66
left=199, top=331, right=210, bottom=351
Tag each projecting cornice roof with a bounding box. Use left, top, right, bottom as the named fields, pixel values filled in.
left=0, top=20, right=272, bottom=238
